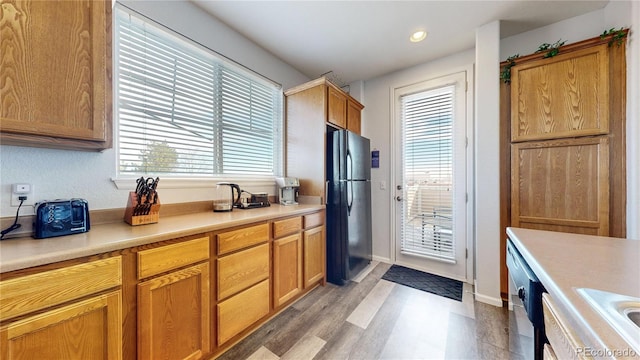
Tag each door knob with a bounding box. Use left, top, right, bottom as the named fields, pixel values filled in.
left=396, top=196, right=402, bottom=201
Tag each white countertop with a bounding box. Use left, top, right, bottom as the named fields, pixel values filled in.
left=507, top=227, right=640, bottom=358
left=0, top=204, right=323, bottom=273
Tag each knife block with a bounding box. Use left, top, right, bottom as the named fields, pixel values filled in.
left=124, top=191, right=161, bottom=226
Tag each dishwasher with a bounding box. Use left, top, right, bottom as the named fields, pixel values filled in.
left=507, top=238, right=546, bottom=360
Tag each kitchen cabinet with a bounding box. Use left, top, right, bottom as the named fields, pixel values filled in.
left=303, top=212, right=325, bottom=288
left=542, top=293, right=586, bottom=359
left=499, top=33, right=627, bottom=298
left=285, top=77, right=364, bottom=203
left=0, top=206, right=326, bottom=359
left=215, top=224, right=270, bottom=345
left=273, top=217, right=303, bottom=307
left=0, top=0, right=112, bottom=150
left=0, top=257, right=123, bottom=360
left=137, top=237, right=210, bottom=360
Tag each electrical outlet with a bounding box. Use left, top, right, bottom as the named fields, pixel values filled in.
left=11, top=183, right=35, bottom=207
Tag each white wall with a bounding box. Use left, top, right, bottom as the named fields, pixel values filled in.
left=475, top=20, right=501, bottom=306
left=0, top=0, right=309, bottom=219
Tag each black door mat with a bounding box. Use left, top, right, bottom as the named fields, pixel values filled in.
left=382, top=265, right=463, bottom=302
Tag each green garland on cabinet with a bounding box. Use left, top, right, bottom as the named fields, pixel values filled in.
left=600, top=27, right=628, bottom=47
left=500, top=27, right=630, bottom=83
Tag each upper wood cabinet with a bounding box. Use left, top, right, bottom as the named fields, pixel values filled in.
left=0, top=0, right=112, bottom=150
left=285, top=77, right=364, bottom=202
left=511, top=44, right=609, bottom=142
left=328, top=86, right=347, bottom=129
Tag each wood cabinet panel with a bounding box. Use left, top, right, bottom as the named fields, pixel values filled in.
left=347, top=98, right=364, bottom=134
left=137, top=237, right=209, bottom=279
left=217, top=243, right=269, bottom=300
left=0, top=290, right=122, bottom=360
left=0, top=257, right=122, bottom=322
left=327, top=86, right=347, bottom=128
left=217, top=279, right=270, bottom=345
left=138, top=263, right=210, bottom=360
left=511, top=45, right=609, bottom=142
left=217, top=223, right=269, bottom=255
left=273, top=234, right=302, bottom=307
left=542, top=293, right=585, bottom=359
left=511, top=137, right=609, bottom=235
left=0, top=0, right=112, bottom=150
left=304, top=211, right=325, bottom=229
left=273, top=217, right=302, bottom=238
left=303, top=226, right=325, bottom=288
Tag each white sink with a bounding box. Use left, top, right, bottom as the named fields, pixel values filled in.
left=577, top=288, right=640, bottom=354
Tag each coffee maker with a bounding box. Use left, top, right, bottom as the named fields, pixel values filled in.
left=275, top=177, right=299, bottom=205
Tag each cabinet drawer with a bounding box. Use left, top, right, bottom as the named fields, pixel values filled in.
left=304, top=212, right=324, bottom=229
left=542, top=293, right=586, bottom=359
left=217, top=223, right=269, bottom=255
left=0, top=257, right=122, bottom=322
left=217, top=279, right=270, bottom=345
left=544, top=344, right=558, bottom=360
left=218, top=243, right=269, bottom=300
left=138, top=236, right=209, bottom=279
left=273, top=217, right=302, bottom=238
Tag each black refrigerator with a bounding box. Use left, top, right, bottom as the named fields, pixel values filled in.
left=326, top=129, right=372, bottom=285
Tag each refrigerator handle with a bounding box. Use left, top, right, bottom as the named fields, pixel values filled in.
left=346, top=150, right=354, bottom=215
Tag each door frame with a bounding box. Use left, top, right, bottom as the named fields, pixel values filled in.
left=388, top=66, right=474, bottom=284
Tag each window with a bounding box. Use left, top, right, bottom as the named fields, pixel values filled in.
left=400, top=85, right=456, bottom=261
left=115, top=6, right=283, bottom=178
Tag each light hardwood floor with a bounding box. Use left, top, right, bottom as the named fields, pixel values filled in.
left=218, top=262, right=533, bottom=360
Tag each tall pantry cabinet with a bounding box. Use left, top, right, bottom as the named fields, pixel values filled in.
left=500, top=33, right=627, bottom=298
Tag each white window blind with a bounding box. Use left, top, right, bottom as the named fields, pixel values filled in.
left=400, top=85, right=455, bottom=262
left=115, top=7, right=283, bottom=177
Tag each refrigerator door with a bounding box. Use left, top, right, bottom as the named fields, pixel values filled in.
left=326, top=180, right=349, bottom=284
left=346, top=179, right=372, bottom=279
left=346, top=131, right=371, bottom=181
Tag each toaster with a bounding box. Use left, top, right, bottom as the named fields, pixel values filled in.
left=34, top=199, right=90, bottom=239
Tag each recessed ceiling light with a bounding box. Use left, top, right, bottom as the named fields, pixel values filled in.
left=410, top=30, right=427, bottom=43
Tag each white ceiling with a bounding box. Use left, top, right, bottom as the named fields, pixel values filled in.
left=192, top=0, right=609, bottom=86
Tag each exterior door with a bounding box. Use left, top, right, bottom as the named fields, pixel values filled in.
left=393, top=71, right=470, bottom=282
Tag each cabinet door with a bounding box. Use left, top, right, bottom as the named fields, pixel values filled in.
left=273, top=234, right=302, bottom=307
left=303, top=226, right=325, bottom=288
left=138, top=263, right=210, bottom=360
left=511, top=45, right=609, bottom=142
left=217, top=279, right=270, bottom=345
left=511, top=136, right=609, bottom=235
left=347, top=99, right=363, bottom=134
left=0, top=290, right=122, bottom=360
left=327, top=86, right=347, bottom=128
left=0, top=0, right=112, bottom=149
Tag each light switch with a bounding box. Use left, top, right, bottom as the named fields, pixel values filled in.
left=380, top=181, right=386, bottom=190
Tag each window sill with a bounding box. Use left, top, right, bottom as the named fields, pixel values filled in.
left=111, top=177, right=277, bottom=190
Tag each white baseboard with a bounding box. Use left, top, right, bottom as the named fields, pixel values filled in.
left=372, top=255, right=392, bottom=264
left=474, top=292, right=504, bottom=307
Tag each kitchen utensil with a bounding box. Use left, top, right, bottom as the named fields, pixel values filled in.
left=213, top=182, right=241, bottom=212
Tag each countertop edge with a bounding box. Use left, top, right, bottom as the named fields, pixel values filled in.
left=0, top=204, right=324, bottom=273
left=506, top=227, right=639, bottom=359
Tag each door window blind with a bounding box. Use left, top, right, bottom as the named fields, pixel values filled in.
left=400, top=85, right=455, bottom=262
left=115, top=7, right=283, bottom=177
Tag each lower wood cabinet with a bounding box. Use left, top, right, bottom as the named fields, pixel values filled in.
left=273, top=233, right=302, bottom=307
left=303, top=225, right=325, bottom=288
left=1, top=290, right=122, bottom=360
left=217, top=279, right=270, bottom=345
left=542, top=293, right=585, bottom=359
left=138, top=262, right=210, bottom=360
